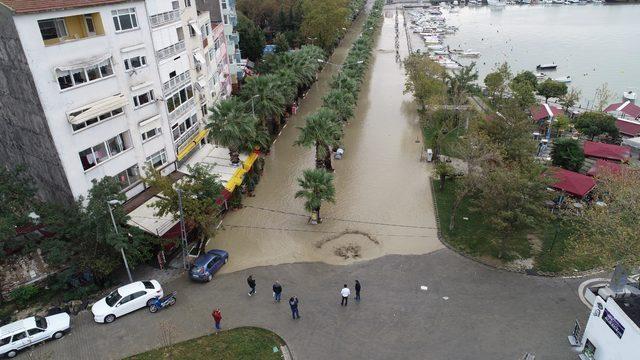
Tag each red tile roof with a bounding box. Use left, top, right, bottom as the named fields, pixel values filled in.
left=616, top=119, right=640, bottom=137
left=583, top=141, right=631, bottom=162
left=546, top=167, right=596, bottom=198
left=0, top=0, right=132, bottom=14
left=604, top=101, right=640, bottom=119
left=530, top=103, right=563, bottom=122
left=586, top=159, right=623, bottom=177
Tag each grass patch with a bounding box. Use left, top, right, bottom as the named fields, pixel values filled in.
left=127, top=327, right=286, bottom=360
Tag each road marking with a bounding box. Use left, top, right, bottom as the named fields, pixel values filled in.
left=577, top=278, right=610, bottom=309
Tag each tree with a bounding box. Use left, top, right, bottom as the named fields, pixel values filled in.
left=295, top=168, right=335, bottom=224
left=537, top=79, right=568, bottom=103
left=593, top=83, right=614, bottom=111
left=206, top=98, right=257, bottom=165
left=564, top=168, right=640, bottom=269
left=446, top=62, right=478, bottom=106
left=323, top=89, right=356, bottom=122
left=574, top=112, right=620, bottom=141
left=471, top=165, right=551, bottom=258
left=552, top=114, right=571, bottom=138
left=295, top=108, right=342, bottom=170
left=559, top=87, right=581, bottom=111
left=435, top=162, right=455, bottom=191
left=424, top=109, right=459, bottom=159
left=241, top=74, right=286, bottom=133
left=509, top=79, right=536, bottom=110
left=300, top=0, right=350, bottom=50
left=479, top=104, right=537, bottom=165
left=551, top=138, right=585, bottom=171
left=237, top=12, right=266, bottom=62
left=145, top=164, right=224, bottom=251
left=273, top=32, right=290, bottom=53
left=511, top=71, right=538, bottom=89
left=0, top=166, right=36, bottom=254
left=404, top=54, right=447, bottom=109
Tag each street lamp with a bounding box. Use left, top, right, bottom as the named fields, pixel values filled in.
left=107, top=199, right=133, bottom=283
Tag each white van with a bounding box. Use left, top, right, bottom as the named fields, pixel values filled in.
left=0, top=313, right=70, bottom=358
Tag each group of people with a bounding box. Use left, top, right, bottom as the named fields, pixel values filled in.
left=210, top=276, right=363, bottom=331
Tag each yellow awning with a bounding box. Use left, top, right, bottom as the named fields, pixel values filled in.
left=177, top=129, right=209, bottom=161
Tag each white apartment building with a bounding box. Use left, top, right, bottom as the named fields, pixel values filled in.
left=0, top=0, right=231, bottom=203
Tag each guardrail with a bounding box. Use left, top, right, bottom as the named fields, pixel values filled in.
left=149, top=9, right=180, bottom=28
left=157, top=40, right=185, bottom=61
left=163, top=71, right=191, bottom=96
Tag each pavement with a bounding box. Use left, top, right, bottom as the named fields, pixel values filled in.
left=28, top=248, right=587, bottom=360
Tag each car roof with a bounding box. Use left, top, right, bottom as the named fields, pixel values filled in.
left=194, top=253, right=216, bottom=267
left=0, top=317, right=36, bottom=337
left=117, top=280, right=156, bottom=295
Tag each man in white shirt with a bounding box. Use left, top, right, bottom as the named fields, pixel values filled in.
left=340, top=284, right=351, bottom=306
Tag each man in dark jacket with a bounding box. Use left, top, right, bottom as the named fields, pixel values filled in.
left=355, top=280, right=362, bottom=301
left=247, top=275, right=256, bottom=296
left=273, top=281, right=283, bottom=303
left=289, top=296, right=300, bottom=319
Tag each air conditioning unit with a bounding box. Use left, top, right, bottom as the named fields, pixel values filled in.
left=195, top=63, right=202, bottom=72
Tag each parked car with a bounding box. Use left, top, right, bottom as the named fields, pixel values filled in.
left=0, top=313, right=70, bottom=358
left=189, top=250, right=229, bottom=282
left=91, top=280, right=163, bottom=324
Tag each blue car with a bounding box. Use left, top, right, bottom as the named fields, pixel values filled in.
left=189, top=249, right=229, bottom=282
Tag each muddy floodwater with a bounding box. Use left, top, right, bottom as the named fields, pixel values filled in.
left=209, top=7, right=441, bottom=273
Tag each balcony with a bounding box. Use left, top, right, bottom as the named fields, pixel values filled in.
left=163, top=71, right=191, bottom=97
left=149, top=9, right=180, bottom=28
left=168, top=98, right=196, bottom=123
left=38, top=13, right=105, bottom=46
left=156, top=40, right=186, bottom=61
left=176, top=123, right=201, bottom=151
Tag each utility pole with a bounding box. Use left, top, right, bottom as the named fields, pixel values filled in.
left=107, top=200, right=133, bottom=283
left=177, top=189, right=189, bottom=270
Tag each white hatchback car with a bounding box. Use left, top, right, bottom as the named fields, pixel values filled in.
left=0, top=313, right=70, bottom=358
left=91, top=280, right=163, bottom=324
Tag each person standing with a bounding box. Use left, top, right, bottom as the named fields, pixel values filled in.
left=212, top=308, right=222, bottom=332
left=272, top=281, right=283, bottom=303
left=289, top=296, right=300, bottom=319
left=355, top=280, right=361, bottom=301
left=247, top=275, right=256, bottom=296
left=340, top=284, right=350, bottom=306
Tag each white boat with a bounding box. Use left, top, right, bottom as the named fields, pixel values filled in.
left=460, top=49, right=481, bottom=57
left=468, top=0, right=479, bottom=5
left=552, top=0, right=564, bottom=4
left=553, top=76, right=572, bottom=83
left=535, top=72, right=547, bottom=79
left=453, top=0, right=459, bottom=5
left=428, top=44, right=446, bottom=51
left=433, top=50, right=449, bottom=55
left=521, top=0, right=531, bottom=3
left=423, top=37, right=442, bottom=45
left=487, top=0, right=507, bottom=6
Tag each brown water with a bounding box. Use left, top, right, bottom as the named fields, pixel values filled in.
left=209, top=7, right=442, bottom=273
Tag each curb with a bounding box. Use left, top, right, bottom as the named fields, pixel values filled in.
left=428, top=177, right=604, bottom=279
left=281, top=344, right=293, bottom=360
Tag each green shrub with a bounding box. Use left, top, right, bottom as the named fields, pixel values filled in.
left=9, top=285, right=41, bottom=305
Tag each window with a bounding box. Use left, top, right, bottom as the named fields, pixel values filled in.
left=184, top=0, right=192, bottom=7
left=56, top=59, right=113, bottom=90
left=166, top=85, right=193, bottom=113
left=223, top=15, right=228, bottom=25
left=133, top=90, right=155, bottom=108
left=12, top=332, right=27, bottom=342
left=171, top=1, right=180, bottom=10
left=142, top=281, right=155, bottom=289
left=221, top=0, right=227, bottom=10
left=38, top=18, right=67, bottom=41
left=213, top=39, right=220, bottom=51
left=146, top=149, right=167, bottom=169
left=71, top=107, right=123, bottom=132
left=176, top=27, right=184, bottom=41
left=116, top=164, right=140, bottom=189
left=189, top=24, right=196, bottom=37
left=112, top=8, right=138, bottom=32
left=34, top=316, right=47, bottom=329
left=124, top=55, right=147, bottom=71
left=105, top=290, right=122, bottom=306
left=131, top=291, right=146, bottom=300
left=172, top=113, right=198, bottom=141
left=78, top=131, right=132, bottom=171
left=27, top=328, right=45, bottom=336
left=201, top=104, right=207, bottom=117
left=0, top=337, right=10, bottom=346
left=85, top=15, right=96, bottom=34
left=141, top=127, right=162, bottom=142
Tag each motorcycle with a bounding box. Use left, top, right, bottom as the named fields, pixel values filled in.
left=148, top=291, right=177, bottom=313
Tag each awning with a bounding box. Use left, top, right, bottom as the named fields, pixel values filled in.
left=55, top=53, right=111, bottom=72
left=195, top=77, right=207, bottom=92
left=177, top=129, right=209, bottom=161
left=189, top=21, right=201, bottom=36
left=138, top=114, right=161, bottom=132
left=193, top=51, right=206, bottom=65
left=127, top=195, right=179, bottom=237
left=545, top=168, right=596, bottom=198
left=67, top=94, right=128, bottom=125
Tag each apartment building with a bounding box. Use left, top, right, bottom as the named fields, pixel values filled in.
left=0, top=0, right=230, bottom=203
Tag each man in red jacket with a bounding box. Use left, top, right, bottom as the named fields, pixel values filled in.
left=212, top=308, right=222, bottom=332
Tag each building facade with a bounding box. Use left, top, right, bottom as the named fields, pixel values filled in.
left=0, top=0, right=231, bottom=203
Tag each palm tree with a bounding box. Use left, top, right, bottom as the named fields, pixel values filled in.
left=323, top=89, right=356, bottom=122
left=295, top=108, right=342, bottom=170
left=241, top=75, right=286, bottom=133
left=206, top=98, right=256, bottom=166
left=274, top=69, right=299, bottom=106
left=295, top=168, right=335, bottom=224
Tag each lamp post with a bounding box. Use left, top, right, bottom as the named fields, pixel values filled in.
left=107, top=199, right=133, bottom=283
left=176, top=189, right=189, bottom=270
left=317, top=59, right=364, bottom=91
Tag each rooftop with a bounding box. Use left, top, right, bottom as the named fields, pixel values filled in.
left=0, top=0, right=133, bottom=14
left=604, top=101, right=640, bottom=119
left=614, top=295, right=640, bottom=330
left=583, top=141, right=632, bottom=162
left=546, top=167, right=596, bottom=198
left=530, top=103, right=563, bottom=122
left=616, top=119, right=640, bottom=137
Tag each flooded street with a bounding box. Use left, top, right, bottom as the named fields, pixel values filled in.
left=210, top=7, right=441, bottom=273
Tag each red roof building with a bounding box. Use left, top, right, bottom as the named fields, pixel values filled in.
left=0, top=0, right=131, bottom=13
left=583, top=141, right=632, bottom=162
left=586, top=159, right=623, bottom=177
left=615, top=119, right=640, bottom=137
left=604, top=101, right=640, bottom=121
left=530, top=103, right=564, bottom=122
left=546, top=168, right=596, bottom=198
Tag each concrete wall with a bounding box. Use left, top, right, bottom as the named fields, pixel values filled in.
left=0, top=6, right=74, bottom=204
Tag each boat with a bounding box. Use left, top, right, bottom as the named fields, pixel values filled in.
left=468, top=0, right=479, bottom=5
left=553, top=76, right=572, bottom=83
left=453, top=0, right=459, bottom=5
left=460, top=49, right=481, bottom=57
left=487, top=0, right=507, bottom=6
left=433, top=50, right=449, bottom=55
left=535, top=72, right=547, bottom=79
left=428, top=44, right=446, bottom=51
left=536, top=63, right=557, bottom=70
left=552, top=0, right=564, bottom=3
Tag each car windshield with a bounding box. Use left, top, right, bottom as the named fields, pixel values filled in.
left=105, top=289, right=122, bottom=307
left=34, top=316, right=47, bottom=329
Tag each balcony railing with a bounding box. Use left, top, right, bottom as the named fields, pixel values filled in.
left=176, top=123, right=201, bottom=151
left=157, top=40, right=185, bottom=61
left=162, top=71, right=191, bottom=97
left=168, top=97, right=196, bottom=123
left=149, top=9, right=180, bottom=28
